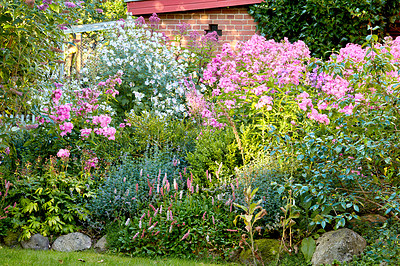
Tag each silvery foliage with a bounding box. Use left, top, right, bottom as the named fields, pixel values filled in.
left=86, top=20, right=195, bottom=117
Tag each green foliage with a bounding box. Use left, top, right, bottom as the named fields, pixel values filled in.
left=249, top=0, right=400, bottom=58
left=300, top=237, right=315, bottom=263
left=346, top=221, right=400, bottom=265
left=234, top=186, right=268, bottom=265
left=9, top=158, right=92, bottom=240
left=235, top=156, right=285, bottom=231
left=107, top=191, right=240, bottom=259
left=100, top=0, right=126, bottom=21
left=88, top=149, right=185, bottom=229
left=186, top=128, right=242, bottom=186
left=288, top=35, right=400, bottom=230
left=125, top=112, right=198, bottom=160
left=0, top=0, right=103, bottom=150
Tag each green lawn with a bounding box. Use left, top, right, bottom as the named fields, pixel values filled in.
left=0, top=247, right=236, bottom=266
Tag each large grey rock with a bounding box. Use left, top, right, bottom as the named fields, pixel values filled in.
left=52, top=232, right=92, bottom=252
left=94, top=235, right=107, bottom=252
left=312, top=228, right=366, bottom=265
left=21, top=233, right=49, bottom=250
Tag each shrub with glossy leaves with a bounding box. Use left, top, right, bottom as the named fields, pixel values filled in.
left=249, top=0, right=400, bottom=58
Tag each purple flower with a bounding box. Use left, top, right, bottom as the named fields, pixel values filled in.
left=135, top=16, right=145, bottom=26
left=37, top=4, right=48, bottom=10
left=42, top=0, right=52, bottom=4
left=5, top=147, right=10, bottom=155
left=177, top=23, right=190, bottom=35
left=96, top=8, right=103, bottom=13
left=64, top=2, right=76, bottom=8
left=54, top=82, right=63, bottom=88
left=149, top=13, right=160, bottom=28
left=58, top=25, right=68, bottom=30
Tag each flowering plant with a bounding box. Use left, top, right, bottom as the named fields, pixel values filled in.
left=86, top=15, right=195, bottom=119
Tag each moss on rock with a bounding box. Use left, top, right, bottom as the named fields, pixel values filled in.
left=239, top=238, right=281, bottom=264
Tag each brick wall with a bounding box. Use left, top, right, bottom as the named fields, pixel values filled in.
left=137, top=6, right=258, bottom=48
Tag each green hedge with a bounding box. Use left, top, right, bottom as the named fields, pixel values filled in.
left=249, top=0, right=400, bottom=58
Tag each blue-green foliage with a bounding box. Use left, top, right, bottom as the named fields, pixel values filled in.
left=87, top=147, right=184, bottom=226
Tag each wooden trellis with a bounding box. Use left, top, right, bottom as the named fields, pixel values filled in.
left=62, top=15, right=133, bottom=77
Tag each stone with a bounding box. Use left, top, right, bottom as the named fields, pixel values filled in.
left=21, top=233, right=49, bottom=250
left=240, top=239, right=281, bottom=264
left=311, top=228, right=366, bottom=266
left=94, top=235, right=107, bottom=252
left=52, top=232, right=92, bottom=252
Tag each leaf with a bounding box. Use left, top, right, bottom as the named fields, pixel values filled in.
left=300, top=237, right=316, bottom=263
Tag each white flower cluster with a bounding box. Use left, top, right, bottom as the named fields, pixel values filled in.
left=88, top=20, right=196, bottom=117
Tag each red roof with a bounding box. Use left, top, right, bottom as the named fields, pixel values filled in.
left=126, top=0, right=263, bottom=15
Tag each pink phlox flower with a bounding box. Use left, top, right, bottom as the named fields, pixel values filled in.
left=59, top=122, right=73, bottom=136
left=52, top=89, right=62, bottom=104
left=224, top=99, right=235, bottom=109
left=92, top=115, right=112, bottom=127
left=64, top=2, right=77, bottom=8
left=307, top=108, right=330, bottom=125
left=57, top=149, right=70, bottom=158
left=317, top=100, right=328, bottom=110
left=338, top=104, right=354, bottom=115
left=149, top=13, right=160, bottom=28
left=255, top=95, right=273, bottom=110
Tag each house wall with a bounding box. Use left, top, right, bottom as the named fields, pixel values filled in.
left=136, top=6, right=258, bottom=48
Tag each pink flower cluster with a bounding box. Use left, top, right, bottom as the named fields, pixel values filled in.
left=201, top=35, right=310, bottom=127
left=85, top=157, right=99, bottom=171
left=57, top=149, right=70, bottom=158
left=98, top=71, right=123, bottom=97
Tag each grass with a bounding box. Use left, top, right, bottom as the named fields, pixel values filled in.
left=0, top=247, right=237, bottom=266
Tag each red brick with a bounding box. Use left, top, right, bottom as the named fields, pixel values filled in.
left=163, top=19, right=181, bottom=25
left=235, top=14, right=244, bottom=19
left=209, top=14, right=218, bottom=20
left=226, top=15, right=234, bottom=19
left=240, top=30, right=257, bottom=35
left=208, top=8, right=223, bottom=14
left=197, top=19, right=211, bottom=24
left=222, top=8, right=238, bottom=14
left=243, top=25, right=255, bottom=30
left=230, top=20, right=246, bottom=25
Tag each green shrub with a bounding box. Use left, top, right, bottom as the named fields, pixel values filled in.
left=235, top=156, right=285, bottom=232
left=87, top=148, right=186, bottom=230
left=9, top=157, right=92, bottom=240
left=249, top=0, right=400, bottom=58
left=186, top=127, right=243, bottom=186
left=124, top=112, right=198, bottom=160
left=107, top=190, right=240, bottom=259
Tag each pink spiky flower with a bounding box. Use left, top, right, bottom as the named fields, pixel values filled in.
left=181, top=229, right=190, bottom=240
left=132, top=232, right=139, bottom=240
